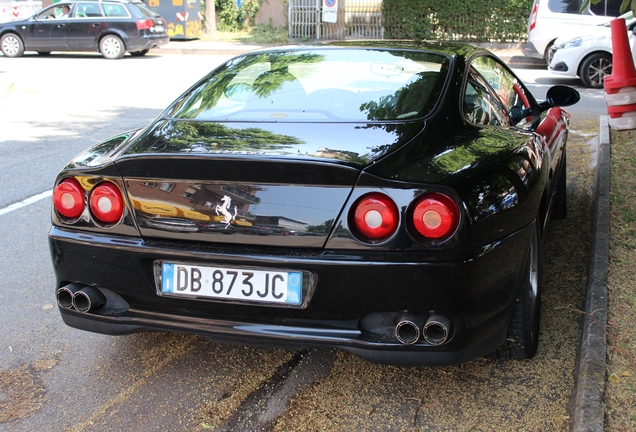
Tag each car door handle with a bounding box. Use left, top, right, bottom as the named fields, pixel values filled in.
left=92, top=23, right=99, bottom=27
left=57, top=24, right=66, bottom=28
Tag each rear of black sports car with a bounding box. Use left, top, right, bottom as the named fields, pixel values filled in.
left=48, top=44, right=569, bottom=366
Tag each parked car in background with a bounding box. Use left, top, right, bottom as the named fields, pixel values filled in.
left=524, top=0, right=622, bottom=62
left=49, top=42, right=580, bottom=366
left=0, top=0, right=168, bottom=59
left=549, top=12, right=636, bottom=88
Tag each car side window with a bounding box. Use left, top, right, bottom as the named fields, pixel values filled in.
left=463, top=68, right=508, bottom=126
left=37, top=4, right=70, bottom=19
left=469, top=56, right=532, bottom=126
left=75, top=2, right=104, bottom=18
left=589, top=0, right=622, bottom=16
left=104, top=5, right=129, bottom=17
left=548, top=0, right=580, bottom=14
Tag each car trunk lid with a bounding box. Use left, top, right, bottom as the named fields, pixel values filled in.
left=114, top=120, right=422, bottom=247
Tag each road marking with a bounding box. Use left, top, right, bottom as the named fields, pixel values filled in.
left=0, top=190, right=52, bottom=216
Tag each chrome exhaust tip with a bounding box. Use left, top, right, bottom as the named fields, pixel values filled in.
left=422, top=314, right=452, bottom=345
left=394, top=312, right=427, bottom=345
left=72, top=287, right=106, bottom=313
left=56, top=283, right=84, bottom=309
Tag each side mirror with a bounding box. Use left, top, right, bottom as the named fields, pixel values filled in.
left=539, top=85, right=580, bottom=110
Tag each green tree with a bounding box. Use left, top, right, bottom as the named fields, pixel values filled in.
left=203, top=0, right=216, bottom=36
left=215, top=0, right=261, bottom=31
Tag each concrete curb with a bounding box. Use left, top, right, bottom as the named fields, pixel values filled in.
left=570, top=115, right=610, bottom=431
left=155, top=41, right=269, bottom=57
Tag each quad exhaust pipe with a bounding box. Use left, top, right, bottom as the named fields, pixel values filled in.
left=394, top=312, right=426, bottom=345
left=394, top=312, right=452, bottom=346
left=57, top=284, right=106, bottom=313
left=422, top=314, right=452, bottom=345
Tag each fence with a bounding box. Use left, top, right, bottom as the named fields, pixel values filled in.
left=288, top=0, right=383, bottom=41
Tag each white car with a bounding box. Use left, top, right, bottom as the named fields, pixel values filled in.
left=548, top=12, right=636, bottom=88
left=525, top=0, right=621, bottom=62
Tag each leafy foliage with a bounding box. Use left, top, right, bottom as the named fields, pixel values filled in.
left=383, top=0, right=534, bottom=43
left=215, top=0, right=261, bottom=31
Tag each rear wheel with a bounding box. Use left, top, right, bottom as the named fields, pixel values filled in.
left=0, top=33, right=24, bottom=58
left=100, top=35, right=125, bottom=59
left=551, top=150, right=567, bottom=220
left=579, top=52, right=611, bottom=88
left=130, top=49, right=149, bottom=57
left=490, top=221, right=542, bottom=360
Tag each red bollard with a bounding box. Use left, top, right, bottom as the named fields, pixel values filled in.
left=604, top=18, right=636, bottom=94
left=604, top=18, right=636, bottom=129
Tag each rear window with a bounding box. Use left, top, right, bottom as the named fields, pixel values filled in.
left=134, top=3, right=160, bottom=18
left=548, top=0, right=621, bottom=15
left=103, top=4, right=129, bottom=17
left=548, top=0, right=580, bottom=14
left=167, top=49, right=450, bottom=122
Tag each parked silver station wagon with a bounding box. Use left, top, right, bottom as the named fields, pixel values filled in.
left=0, top=0, right=168, bottom=59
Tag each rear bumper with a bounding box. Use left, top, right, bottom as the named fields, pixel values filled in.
left=59, top=302, right=510, bottom=366
left=49, top=223, right=533, bottom=366
left=522, top=42, right=543, bottom=59
left=127, top=34, right=169, bottom=52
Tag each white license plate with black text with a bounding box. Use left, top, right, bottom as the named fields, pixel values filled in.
left=160, top=262, right=302, bottom=306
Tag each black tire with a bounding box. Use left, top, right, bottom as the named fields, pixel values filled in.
left=37, top=51, right=51, bottom=56
left=579, top=52, right=612, bottom=88
left=551, top=150, right=567, bottom=220
left=100, top=35, right=125, bottom=59
left=544, top=41, right=555, bottom=65
left=130, top=49, right=149, bottom=57
left=0, top=33, right=24, bottom=58
left=490, top=221, right=542, bottom=360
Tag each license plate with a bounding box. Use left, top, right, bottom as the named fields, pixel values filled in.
left=154, top=25, right=164, bottom=32
left=160, top=262, right=302, bottom=306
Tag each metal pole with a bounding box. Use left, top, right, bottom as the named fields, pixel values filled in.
left=316, top=0, right=321, bottom=40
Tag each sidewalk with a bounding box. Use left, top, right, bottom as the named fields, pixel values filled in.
left=159, top=39, right=270, bottom=56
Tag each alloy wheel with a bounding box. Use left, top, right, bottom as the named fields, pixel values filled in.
left=100, top=36, right=124, bottom=59
left=2, top=35, right=20, bottom=57
left=587, top=57, right=612, bottom=87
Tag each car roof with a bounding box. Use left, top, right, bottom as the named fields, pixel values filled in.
left=245, top=40, right=487, bottom=58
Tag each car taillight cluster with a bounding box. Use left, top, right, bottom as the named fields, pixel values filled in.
left=53, top=178, right=124, bottom=225
left=351, top=192, right=459, bottom=243
left=136, top=19, right=154, bottom=30
left=352, top=193, right=399, bottom=241
left=411, top=193, right=459, bottom=239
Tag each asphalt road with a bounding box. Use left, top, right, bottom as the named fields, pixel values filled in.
left=0, top=51, right=606, bottom=431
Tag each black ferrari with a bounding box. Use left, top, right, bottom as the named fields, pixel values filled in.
left=48, top=42, right=579, bottom=366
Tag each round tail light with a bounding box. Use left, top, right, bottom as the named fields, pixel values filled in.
left=352, top=193, right=399, bottom=242
left=411, top=193, right=459, bottom=240
left=89, top=182, right=124, bottom=224
left=53, top=178, right=85, bottom=219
